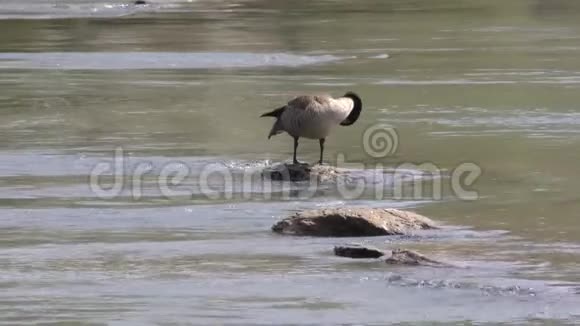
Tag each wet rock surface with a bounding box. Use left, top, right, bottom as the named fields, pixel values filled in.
left=384, top=249, right=450, bottom=267
left=334, top=245, right=451, bottom=267
left=262, top=163, right=341, bottom=182
left=272, top=207, right=437, bottom=237
left=334, top=244, right=385, bottom=258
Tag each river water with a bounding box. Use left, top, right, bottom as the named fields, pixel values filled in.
left=1, top=0, right=580, bottom=324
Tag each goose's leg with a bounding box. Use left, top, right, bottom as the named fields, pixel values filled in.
left=293, top=136, right=299, bottom=164
left=318, top=138, right=325, bottom=165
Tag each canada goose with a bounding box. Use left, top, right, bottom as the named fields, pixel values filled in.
left=260, top=92, right=362, bottom=164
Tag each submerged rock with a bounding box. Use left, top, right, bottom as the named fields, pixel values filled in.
left=334, top=244, right=385, bottom=258
left=261, top=163, right=341, bottom=182
left=385, top=249, right=449, bottom=266
left=272, top=207, right=437, bottom=237
left=334, top=245, right=450, bottom=266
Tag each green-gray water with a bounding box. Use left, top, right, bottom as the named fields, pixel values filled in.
left=1, top=0, right=580, bottom=324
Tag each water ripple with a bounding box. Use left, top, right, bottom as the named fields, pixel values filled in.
left=0, top=52, right=343, bottom=70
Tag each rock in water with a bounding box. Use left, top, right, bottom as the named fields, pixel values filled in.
left=262, top=163, right=341, bottom=182
left=385, top=249, right=449, bottom=267
left=334, top=244, right=385, bottom=258
left=272, top=207, right=437, bottom=237
left=334, top=245, right=450, bottom=266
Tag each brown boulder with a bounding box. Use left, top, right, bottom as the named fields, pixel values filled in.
left=272, top=207, right=437, bottom=237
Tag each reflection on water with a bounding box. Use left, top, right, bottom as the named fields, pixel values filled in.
left=1, top=0, right=580, bottom=324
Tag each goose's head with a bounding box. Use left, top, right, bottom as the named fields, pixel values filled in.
left=340, top=91, right=363, bottom=126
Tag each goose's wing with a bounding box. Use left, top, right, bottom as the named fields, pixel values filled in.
left=286, top=95, right=332, bottom=111
left=285, top=95, right=354, bottom=125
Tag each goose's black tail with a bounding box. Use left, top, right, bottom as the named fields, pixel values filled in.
left=260, top=106, right=286, bottom=139
left=260, top=106, right=285, bottom=118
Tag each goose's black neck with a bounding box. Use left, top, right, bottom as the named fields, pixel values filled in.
left=340, top=91, right=362, bottom=126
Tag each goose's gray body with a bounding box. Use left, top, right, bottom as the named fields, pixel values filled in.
left=261, top=92, right=362, bottom=164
